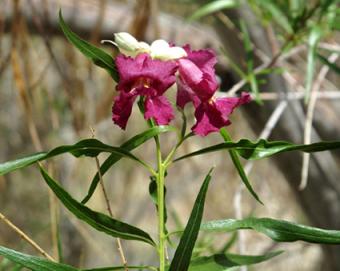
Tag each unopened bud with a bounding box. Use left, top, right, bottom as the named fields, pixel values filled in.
left=114, top=32, right=140, bottom=54
left=150, top=39, right=187, bottom=60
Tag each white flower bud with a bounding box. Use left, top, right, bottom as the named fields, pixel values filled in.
left=150, top=39, right=187, bottom=60
left=114, top=32, right=140, bottom=53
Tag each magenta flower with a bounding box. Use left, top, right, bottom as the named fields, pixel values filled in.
left=177, top=46, right=251, bottom=136
left=112, top=53, right=177, bottom=129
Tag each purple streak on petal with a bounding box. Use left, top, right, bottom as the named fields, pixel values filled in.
left=144, top=95, right=174, bottom=125
left=112, top=92, right=137, bottom=129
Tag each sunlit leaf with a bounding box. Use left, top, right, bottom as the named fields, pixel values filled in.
left=201, top=217, right=340, bottom=244
left=58, top=10, right=119, bottom=81
left=39, top=166, right=156, bottom=246
left=82, top=126, right=175, bottom=203
left=0, top=139, right=148, bottom=176
left=188, top=250, right=283, bottom=270
left=174, top=139, right=340, bottom=162
left=0, top=246, right=78, bottom=271
left=220, top=128, right=262, bottom=204
left=169, top=168, right=213, bottom=271
left=189, top=0, right=238, bottom=21
left=305, top=26, right=323, bottom=102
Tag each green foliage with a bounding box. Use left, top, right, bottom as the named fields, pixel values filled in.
left=220, top=128, right=262, bottom=204
left=189, top=0, right=238, bottom=21
left=305, top=26, right=323, bottom=102
left=188, top=251, right=283, bottom=270
left=0, top=138, right=150, bottom=176
left=0, top=246, right=79, bottom=271
left=201, top=217, right=340, bottom=244
left=82, top=126, right=175, bottom=204
left=169, top=169, right=213, bottom=271
left=58, top=10, right=119, bottom=81
left=39, top=166, right=156, bottom=246
left=175, top=139, right=340, bottom=162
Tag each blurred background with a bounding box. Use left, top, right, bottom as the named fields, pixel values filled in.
left=0, top=0, right=339, bottom=270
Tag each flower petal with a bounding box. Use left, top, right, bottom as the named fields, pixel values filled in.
left=178, top=47, right=218, bottom=102
left=176, top=79, right=200, bottom=109
left=214, top=92, right=251, bottom=117
left=144, top=95, right=174, bottom=125
left=116, top=53, right=177, bottom=95
left=192, top=92, right=251, bottom=136
left=112, top=92, right=137, bottom=129
left=192, top=103, right=221, bottom=136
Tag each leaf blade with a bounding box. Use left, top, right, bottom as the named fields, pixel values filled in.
left=39, top=166, right=155, bottom=246
left=189, top=0, right=238, bottom=21
left=220, top=129, right=262, bottom=204
left=188, top=251, right=283, bottom=270
left=201, top=217, right=340, bottom=244
left=58, top=10, right=118, bottom=81
left=174, top=139, right=340, bottom=162
left=82, top=126, right=175, bottom=203
left=0, top=138, right=149, bottom=176
left=0, top=246, right=78, bottom=271
left=169, top=168, right=213, bottom=271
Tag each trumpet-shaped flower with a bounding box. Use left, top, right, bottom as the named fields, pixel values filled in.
left=110, top=33, right=250, bottom=135
left=177, top=46, right=251, bottom=136
left=112, top=53, right=177, bottom=129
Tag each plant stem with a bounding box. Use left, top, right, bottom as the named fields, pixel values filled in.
left=155, top=135, right=166, bottom=271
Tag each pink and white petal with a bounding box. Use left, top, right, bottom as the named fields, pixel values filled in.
left=144, top=96, right=174, bottom=125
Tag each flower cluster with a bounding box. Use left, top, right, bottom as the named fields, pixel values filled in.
left=111, top=33, right=251, bottom=136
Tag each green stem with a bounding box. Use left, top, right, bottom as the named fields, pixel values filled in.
left=155, top=135, right=166, bottom=271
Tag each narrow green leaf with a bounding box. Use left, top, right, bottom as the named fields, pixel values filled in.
left=0, top=245, right=79, bottom=271
left=58, top=10, right=119, bottom=81
left=39, top=166, right=155, bottom=246
left=174, top=139, right=340, bottom=162
left=83, top=266, right=157, bottom=271
left=305, top=26, right=323, bottom=103
left=317, top=53, right=340, bottom=74
left=82, top=126, right=175, bottom=203
left=201, top=217, right=340, bottom=244
left=220, top=129, right=262, bottom=204
left=189, top=0, right=238, bottom=21
left=0, top=138, right=148, bottom=176
left=169, top=168, right=214, bottom=271
left=261, top=1, right=293, bottom=33
left=240, top=20, right=261, bottom=103
left=188, top=250, right=283, bottom=270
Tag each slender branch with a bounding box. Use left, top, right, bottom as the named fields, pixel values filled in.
left=300, top=53, right=339, bottom=190
left=155, top=134, right=166, bottom=271
left=90, top=127, right=128, bottom=271
left=0, top=211, right=55, bottom=262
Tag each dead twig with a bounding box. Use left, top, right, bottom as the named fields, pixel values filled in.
left=0, top=211, right=55, bottom=261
